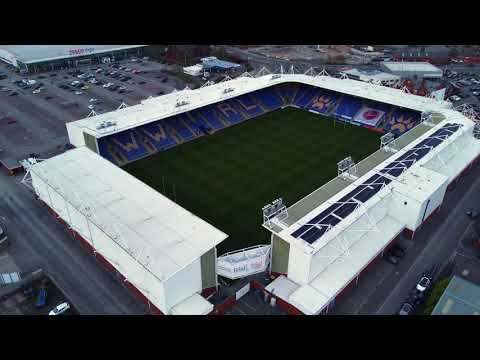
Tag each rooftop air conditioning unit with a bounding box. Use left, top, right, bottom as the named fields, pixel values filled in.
left=271, top=74, right=281, bottom=80
left=223, top=87, right=234, bottom=94
left=175, top=100, right=189, bottom=107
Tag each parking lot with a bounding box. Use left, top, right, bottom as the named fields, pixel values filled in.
left=0, top=58, right=190, bottom=166
left=444, top=68, right=480, bottom=114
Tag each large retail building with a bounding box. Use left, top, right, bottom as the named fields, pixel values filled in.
left=0, top=45, right=146, bottom=73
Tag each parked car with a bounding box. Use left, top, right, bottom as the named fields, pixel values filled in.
left=416, top=276, right=431, bottom=293
left=22, top=286, right=34, bottom=299
left=35, top=287, right=48, bottom=308
left=398, top=302, right=414, bottom=315
left=384, top=254, right=399, bottom=265
left=0, top=225, right=8, bottom=247
left=388, top=247, right=405, bottom=259
left=138, top=81, right=146, bottom=85
left=8, top=92, right=18, bottom=96
left=45, top=96, right=54, bottom=100
left=89, top=98, right=98, bottom=103
left=74, top=91, right=83, bottom=95
left=49, top=302, right=70, bottom=315
left=466, top=208, right=479, bottom=220
left=416, top=269, right=434, bottom=293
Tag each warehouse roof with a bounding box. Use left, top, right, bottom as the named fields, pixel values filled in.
left=341, top=68, right=400, bottom=83
left=432, top=276, right=480, bottom=315
left=382, top=61, right=442, bottom=73
left=201, top=56, right=241, bottom=70
left=30, top=147, right=228, bottom=284
left=0, top=45, right=145, bottom=64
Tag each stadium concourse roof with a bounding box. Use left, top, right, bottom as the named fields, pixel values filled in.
left=66, top=72, right=452, bottom=143
left=0, top=45, right=145, bottom=64
left=30, top=147, right=228, bottom=284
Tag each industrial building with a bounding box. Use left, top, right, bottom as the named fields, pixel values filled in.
left=27, top=147, right=227, bottom=315
left=340, top=68, right=400, bottom=85
left=183, top=56, right=242, bottom=77
left=0, top=45, right=146, bottom=73
left=381, top=61, right=443, bottom=79
left=42, top=69, right=480, bottom=315
left=432, top=276, right=480, bottom=315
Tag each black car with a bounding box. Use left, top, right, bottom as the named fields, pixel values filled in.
left=45, top=96, right=54, bottom=100
left=466, top=208, right=479, bottom=220
left=398, top=302, right=414, bottom=315
left=50, top=73, right=57, bottom=77
left=138, top=81, right=146, bottom=85
left=384, top=254, right=399, bottom=265
left=161, top=78, right=167, bottom=83
left=388, top=248, right=405, bottom=259
left=37, top=75, right=46, bottom=79
left=9, top=91, right=18, bottom=96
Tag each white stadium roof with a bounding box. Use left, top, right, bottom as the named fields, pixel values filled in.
left=0, top=45, right=145, bottom=64
left=67, top=72, right=452, bottom=144
left=30, top=146, right=228, bottom=284
left=60, top=69, right=480, bottom=314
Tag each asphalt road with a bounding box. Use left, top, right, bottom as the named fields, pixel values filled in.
left=374, top=166, right=480, bottom=315
left=0, top=171, right=149, bottom=315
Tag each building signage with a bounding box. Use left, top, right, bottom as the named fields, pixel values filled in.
left=69, top=47, right=96, bottom=56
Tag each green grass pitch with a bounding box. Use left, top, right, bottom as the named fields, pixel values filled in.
left=124, top=107, right=381, bottom=254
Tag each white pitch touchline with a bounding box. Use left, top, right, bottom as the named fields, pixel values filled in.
left=376, top=173, right=480, bottom=314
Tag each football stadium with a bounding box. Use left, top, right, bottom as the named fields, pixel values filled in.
left=28, top=68, right=480, bottom=315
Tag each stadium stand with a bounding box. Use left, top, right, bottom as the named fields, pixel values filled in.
left=255, top=88, right=284, bottom=109
left=139, top=122, right=177, bottom=151
left=384, top=108, right=421, bottom=136
left=95, top=83, right=422, bottom=167
left=234, top=94, right=265, bottom=117
left=275, top=83, right=299, bottom=104
left=108, top=130, right=149, bottom=162
left=332, top=96, right=363, bottom=120
left=308, top=90, right=341, bottom=114
left=215, top=101, right=245, bottom=124
left=164, top=115, right=196, bottom=141
left=197, top=107, right=226, bottom=130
